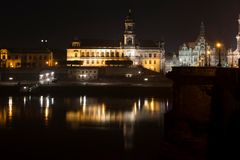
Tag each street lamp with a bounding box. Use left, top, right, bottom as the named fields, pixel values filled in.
left=216, top=42, right=222, bottom=67
left=207, top=50, right=211, bottom=66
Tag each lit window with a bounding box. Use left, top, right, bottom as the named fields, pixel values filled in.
left=111, top=52, right=114, bottom=57
left=81, top=52, right=85, bottom=57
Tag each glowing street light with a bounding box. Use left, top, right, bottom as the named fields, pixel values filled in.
left=216, top=42, right=222, bottom=67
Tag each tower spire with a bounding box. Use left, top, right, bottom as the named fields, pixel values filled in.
left=129, top=9, right=132, bottom=15
left=200, top=22, right=205, bottom=37
left=238, top=14, right=240, bottom=34
left=236, top=14, right=240, bottom=51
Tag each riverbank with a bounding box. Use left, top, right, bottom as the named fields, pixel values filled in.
left=0, top=81, right=172, bottom=97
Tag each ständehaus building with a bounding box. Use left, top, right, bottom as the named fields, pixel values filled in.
left=67, top=10, right=165, bottom=73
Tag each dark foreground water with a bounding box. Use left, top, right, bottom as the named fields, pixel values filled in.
left=0, top=95, right=180, bottom=159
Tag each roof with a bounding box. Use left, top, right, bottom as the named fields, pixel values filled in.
left=70, top=39, right=121, bottom=48
left=137, top=40, right=161, bottom=48
left=187, top=42, right=196, bottom=49
left=7, top=48, right=52, bottom=54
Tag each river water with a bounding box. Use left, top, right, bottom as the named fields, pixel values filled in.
left=0, top=95, right=175, bottom=159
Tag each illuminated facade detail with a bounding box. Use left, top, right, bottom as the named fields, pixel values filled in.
left=0, top=49, right=54, bottom=68
left=178, top=22, right=217, bottom=67
left=227, top=14, right=240, bottom=67
left=67, top=68, right=98, bottom=81
left=67, top=10, right=165, bottom=73
left=39, top=70, right=55, bottom=84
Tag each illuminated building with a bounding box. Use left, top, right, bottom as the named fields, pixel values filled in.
left=67, top=68, right=98, bottom=81
left=67, top=10, right=165, bottom=73
left=39, top=70, right=55, bottom=84
left=227, top=14, right=240, bottom=67
left=0, top=48, right=54, bottom=68
left=178, top=22, right=217, bottom=67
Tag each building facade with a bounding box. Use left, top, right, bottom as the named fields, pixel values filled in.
left=178, top=23, right=217, bottom=67
left=0, top=48, right=54, bottom=68
left=67, top=68, right=98, bottom=81
left=227, top=14, right=240, bottom=67
left=67, top=10, right=165, bottom=73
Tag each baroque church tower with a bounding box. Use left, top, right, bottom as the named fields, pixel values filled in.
left=124, top=9, right=136, bottom=48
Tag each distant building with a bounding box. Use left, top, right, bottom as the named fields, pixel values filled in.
left=178, top=22, right=218, bottom=67
left=67, top=10, right=165, bottom=73
left=67, top=68, right=98, bottom=81
left=165, top=53, right=179, bottom=73
left=0, top=48, right=54, bottom=68
left=227, top=14, right=240, bottom=67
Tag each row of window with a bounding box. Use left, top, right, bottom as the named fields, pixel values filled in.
left=73, top=52, right=159, bottom=58
left=74, top=52, right=124, bottom=58
left=144, top=60, right=157, bottom=65
left=145, top=53, right=158, bottom=58
left=2, top=55, right=49, bottom=60
left=84, top=60, right=105, bottom=65
left=79, top=70, right=97, bottom=74
left=78, top=75, right=97, bottom=79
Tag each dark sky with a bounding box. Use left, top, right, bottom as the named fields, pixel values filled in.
left=0, top=0, right=240, bottom=52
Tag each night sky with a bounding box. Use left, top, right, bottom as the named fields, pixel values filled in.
left=0, top=0, right=240, bottom=53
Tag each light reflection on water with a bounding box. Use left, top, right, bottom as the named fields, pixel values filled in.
left=0, top=96, right=171, bottom=149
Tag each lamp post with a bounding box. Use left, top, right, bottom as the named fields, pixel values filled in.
left=216, top=42, right=222, bottom=67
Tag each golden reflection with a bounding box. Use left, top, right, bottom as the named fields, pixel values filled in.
left=8, top=97, right=13, bottom=121
left=143, top=98, right=161, bottom=112
left=44, top=107, right=49, bottom=122
left=66, top=97, right=164, bottom=125
left=0, top=109, right=7, bottom=127
left=39, top=96, right=52, bottom=126
left=46, top=96, right=50, bottom=108
left=23, top=96, right=27, bottom=106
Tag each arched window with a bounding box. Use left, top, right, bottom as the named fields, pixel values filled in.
left=127, top=38, right=132, bottom=45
